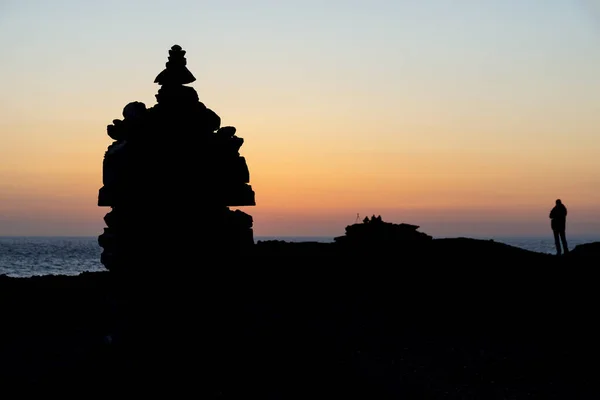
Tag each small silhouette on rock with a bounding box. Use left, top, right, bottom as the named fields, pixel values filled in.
left=334, top=216, right=432, bottom=249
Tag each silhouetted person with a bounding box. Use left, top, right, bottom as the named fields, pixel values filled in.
left=550, top=199, right=568, bottom=255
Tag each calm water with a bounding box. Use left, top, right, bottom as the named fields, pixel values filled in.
left=1, top=235, right=598, bottom=278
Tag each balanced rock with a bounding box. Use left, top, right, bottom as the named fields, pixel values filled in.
left=97, top=44, right=256, bottom=273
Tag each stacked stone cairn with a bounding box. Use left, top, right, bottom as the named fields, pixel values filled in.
left=98, top=45, right=256, bottom=272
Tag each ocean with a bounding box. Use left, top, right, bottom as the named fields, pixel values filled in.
left=1, top=235, right=598, bottom=278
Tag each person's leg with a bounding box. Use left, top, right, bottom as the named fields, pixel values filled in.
left=560, top=230, right=569, bottom=253
left=553, top=230, right=561, bottom=255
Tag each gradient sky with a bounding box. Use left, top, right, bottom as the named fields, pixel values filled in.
left=1, top=0, right=600, bottom=237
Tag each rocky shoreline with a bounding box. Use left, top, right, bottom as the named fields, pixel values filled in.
left=1, top=234, right=599, bottom=397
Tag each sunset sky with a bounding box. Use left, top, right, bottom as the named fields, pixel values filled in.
left=1, top=0, right=600, bottom=238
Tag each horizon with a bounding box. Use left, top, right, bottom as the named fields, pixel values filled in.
left=3, top=232, right=600, bottom=241
left=2, top=1, right=600, bottom=238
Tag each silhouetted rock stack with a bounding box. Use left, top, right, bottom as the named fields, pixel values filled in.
left=97, top=45, right=255, bottom=272
left=334, top=215, right=432, bottom=250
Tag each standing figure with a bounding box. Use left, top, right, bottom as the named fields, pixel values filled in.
left=549, top=199, right=568, bottom=255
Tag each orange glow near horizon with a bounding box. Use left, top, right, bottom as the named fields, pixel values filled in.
left=3, top=107, right=600, bottom=237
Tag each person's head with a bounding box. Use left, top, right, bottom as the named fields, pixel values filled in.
left=556, top=199, right=562, bottom=205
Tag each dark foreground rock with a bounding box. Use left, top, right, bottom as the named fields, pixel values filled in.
left=1, top=239, right=599, bottom=398
left=97, top=44, right=256, bottom=274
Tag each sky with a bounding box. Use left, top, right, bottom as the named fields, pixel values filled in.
left=1, top=0, right=600, bottom=238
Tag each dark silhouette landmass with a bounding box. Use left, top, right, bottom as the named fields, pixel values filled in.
left=2, top=218, right=600, bottom=397
left=2, top=45, right=600, bottom=397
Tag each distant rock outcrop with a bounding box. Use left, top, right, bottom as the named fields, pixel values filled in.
left=97, top=45, right=256, bottom=272
left=334, top=215, right=432, bottom=249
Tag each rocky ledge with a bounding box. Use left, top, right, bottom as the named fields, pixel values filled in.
left=1, top=220, right=599, bottom=397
